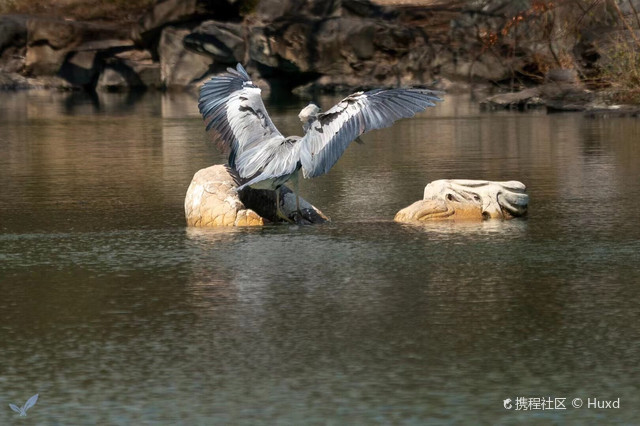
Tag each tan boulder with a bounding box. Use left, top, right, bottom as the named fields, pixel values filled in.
left=395, top=179, right=528, bottom=223
left=185, top=165, right=329, bottom=227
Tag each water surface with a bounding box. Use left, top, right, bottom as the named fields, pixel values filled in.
left=1, top=90, right=639, bottom=424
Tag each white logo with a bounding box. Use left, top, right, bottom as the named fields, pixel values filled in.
left=9, top=394, right=39, bottom=417
left=503, top=398, right=512, bottom=409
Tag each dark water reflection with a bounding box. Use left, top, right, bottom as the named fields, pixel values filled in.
left=1, top=91, right=639, bottom=424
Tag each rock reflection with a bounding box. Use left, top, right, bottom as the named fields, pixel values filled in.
left=396, top=217, right=528, bottom=237
left=185, top=226, right=250, bottom=245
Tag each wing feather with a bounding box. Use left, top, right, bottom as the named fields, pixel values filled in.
left=24, top=394, right=38, bottom=411
left=300, top=88, right=442, bottom=178
left=198, top=63, right=285, bottom=170
left=236, top=138, right=301, bottom=190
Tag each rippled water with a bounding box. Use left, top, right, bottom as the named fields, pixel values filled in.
left=1, top=90, right=639, bottom=424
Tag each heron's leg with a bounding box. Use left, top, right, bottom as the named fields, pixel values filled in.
left=275, top=187, right=294, bottom=224
left=292, top=171, right=302, bottom=217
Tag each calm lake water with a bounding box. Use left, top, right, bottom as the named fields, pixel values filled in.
left=1, top=89, right=639, bottom=424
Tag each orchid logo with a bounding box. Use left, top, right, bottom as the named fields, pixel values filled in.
left=9, top=394, right=38, bottom=417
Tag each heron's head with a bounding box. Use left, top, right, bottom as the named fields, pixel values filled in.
left=298, top=103, right=321, bottom=122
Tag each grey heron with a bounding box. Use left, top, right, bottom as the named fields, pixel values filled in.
left=198, top=63, right=442, bottom=222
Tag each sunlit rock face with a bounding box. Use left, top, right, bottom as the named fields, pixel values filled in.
left=185, top=165, right=328, bottom=227
left=395, top=179, right=528, bottom=222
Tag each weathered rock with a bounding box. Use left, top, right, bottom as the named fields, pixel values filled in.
left=96, top=49, right=162, bottom=92
left=133, top=0, right=242, bottom=45
left=0, top=44, right=26, bottom=74
left=93, top=48, right=156, bottom=91
left=159, top=26, right=211, bottom=88
left=0, top=72, right=73, bottom=90
left=185, top=165, right=329, bottom=227
left=3, top=0, right=635, bottom=101
left=433, top=77, right=472, bottom=94
left=0, top=15, right=27, bottom=73
left=28, top=18, right=77, bottom=49
left=183, top=20, right=245, bottom=64
left=342, top=0, right=387, bottom=18
left=185, top=165, right=264, bottom=227
left=248, top=20, right=316, bottom=73
left=57, top=40, right=135, bottom=87
left=480, top=87, right=544, bottom=110
left=24, top=17, right=126, bottom=76
left=60, top=50, right=96, bottom=86
left=545, top=68, right=579, bottom=83
left=249, top=15, right=435, bottom=91
left=438, top=50, right=522, bottom=83
left=395, top=179, right=528, bottom=222
left=0, top=15, right=27, bottom=51
left=541, top=82, right=595, bottom=112
left=0, top=71, right=30, bottom=89
left=481, top=81, right=596, bottom=112
left=256, top=0, right=341, bottom=21
left=96, top=67, right=129, bottom=91
left=114, top=48, right=161, bottom=88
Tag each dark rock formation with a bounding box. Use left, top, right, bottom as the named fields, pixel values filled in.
left=25, top=17, right=127, bottom=76
left=96, top=49, right=161, bottom=92
left=481, top=87, right=544, bottom=110
left=184, top=20, right=245, bottom=64
left=0, top=15, right=27, bottom=74
left=158, top=25, right=211, bottom=88
left=481, top=75, right=596, bottom=112
left=132, top=0, right=244, bottom=46
left=0, top=0, right=637, bottom=107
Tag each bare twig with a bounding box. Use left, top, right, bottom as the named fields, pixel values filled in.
left=627, top=0, right=640, bottom=30
left=546, top=8, right=563, bottom=68
left=610, top=0, right=640, bottom=47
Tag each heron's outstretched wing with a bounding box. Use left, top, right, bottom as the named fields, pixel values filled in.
left=299, top=88, right=442, bottom=178
left=198, top=63, right=285, bottom=171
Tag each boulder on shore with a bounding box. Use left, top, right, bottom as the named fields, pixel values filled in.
left=185, top=164, right=329, bottom=227
left=395, top=179, right=528, bottom=222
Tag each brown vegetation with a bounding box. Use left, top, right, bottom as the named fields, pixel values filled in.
left=0, top=0, right=154, bottom=23
left=471, top=0, right=640, bottom=101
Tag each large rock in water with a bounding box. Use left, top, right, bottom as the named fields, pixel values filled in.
left=185, top=165, right=329, bottom=226
left=395, top=180, right=528, bottom=222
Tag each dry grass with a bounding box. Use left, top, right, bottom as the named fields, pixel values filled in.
left=0, top=0, right=155, bottom=23
left=598, top=34, right=640, bottom=103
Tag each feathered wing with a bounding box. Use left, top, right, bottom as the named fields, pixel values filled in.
left=23, top=394, right=38, bottom=412
left=299, top=88, right=442, bottom=178
left=235, top=137, right=302, bottom=190
left=198, top=63, right=285, bottom=173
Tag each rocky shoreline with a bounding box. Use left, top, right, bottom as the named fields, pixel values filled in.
left=1, top=0, right=639, bottom=112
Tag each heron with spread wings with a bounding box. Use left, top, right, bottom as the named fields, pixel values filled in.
left=198, top=63, right=442, bottom=222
